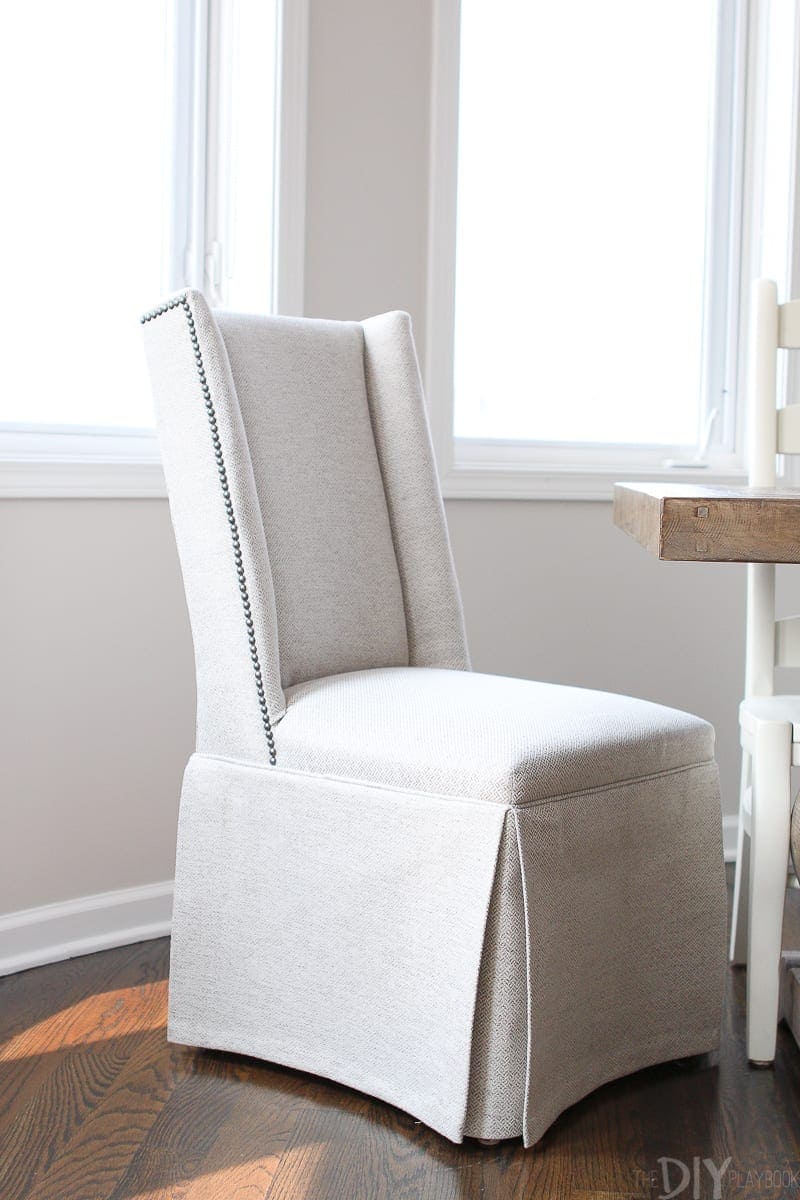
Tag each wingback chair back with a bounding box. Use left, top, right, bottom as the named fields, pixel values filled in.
left=142, top=291, right=468, bottom=765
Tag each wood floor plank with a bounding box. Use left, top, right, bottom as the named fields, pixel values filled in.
left=551, top=1065, right=650, bottom=1198
left=0, top=940, right=169, bottom=1047
left=175, top=1080, right=298, bottom=1200
left=0, top=964, right=169, bottom=1135
left=105, top=1053, right=304, bottom=1200
left=265, top=1091, right=469, bottom=1200
left=17, top=1030, right=177, bottom=1200
left=454, top=1139, right=579, bottom=1200
left=0, top=1023, right=175, bottom=1200
left=263, top=1076, right=581, bottom=1200
left=711, top=889, right=800, bottom=1189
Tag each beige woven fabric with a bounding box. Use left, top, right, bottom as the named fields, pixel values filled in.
left=216, top=312, right=409, bottom=688
left=169, top=751, right=725, bottom=1146
left=515, top=760, right=725, bottom=1144
left=279, top=666, right=715, bottom=804
left=463, top=813, right=527, bottom=1139
left=143, top=296, right=469, bottom=736
left=142, top=292, right=285, bottom=757
left=362, top=312, right=469, bottom=671
left=275, top=666, right=726, bottom=1143
left=169, top=754, right=506, bottom=1145
left=464, top=760, right=726, bottom=1142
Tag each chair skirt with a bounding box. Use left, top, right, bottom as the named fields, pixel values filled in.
left=168, top=754, right=727, bottom=1146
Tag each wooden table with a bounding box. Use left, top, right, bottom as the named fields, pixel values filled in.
left=614, top=480, right=800, bottom=1050
left=613, top=482, right=800, bottom=563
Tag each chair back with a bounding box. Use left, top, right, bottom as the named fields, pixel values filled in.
left=745, top=279, right=800, bottom=697
left=141, top=291, right=468, bottom=764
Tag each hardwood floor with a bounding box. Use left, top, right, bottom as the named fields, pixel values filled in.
left=1, top=874, right=799, bottom=1200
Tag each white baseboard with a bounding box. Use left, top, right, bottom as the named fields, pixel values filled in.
left=0, top=880, right=173, bottom=977
left=723, top=815, right=738, bottom=864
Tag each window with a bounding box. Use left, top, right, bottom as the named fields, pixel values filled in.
left=428, top=0, right=800, bottom=497
left=0, top=0, right=307, bottom=495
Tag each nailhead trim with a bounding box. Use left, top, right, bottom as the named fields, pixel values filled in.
left=142, top=295, right=277, bottom=766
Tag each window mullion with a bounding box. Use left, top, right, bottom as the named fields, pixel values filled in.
left=783, top=0, right=800, bottom=419
left=202, top=0, right=226, bottom=304
left=181, top=0, right=210, bottom=293
left=701, top=0, right=747, bottom=459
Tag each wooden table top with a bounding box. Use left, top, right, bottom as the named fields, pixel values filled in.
left=613, top=481, right=800, bottom=563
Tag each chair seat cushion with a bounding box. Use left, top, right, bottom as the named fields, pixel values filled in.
left=740, top=693, right=800, bottom=741
left=279, top=668, right=714, bottom=805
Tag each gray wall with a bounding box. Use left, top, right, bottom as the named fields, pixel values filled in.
left=0, top=0, right=776, bottom=916
left=1, top=501, right=194, bottom=912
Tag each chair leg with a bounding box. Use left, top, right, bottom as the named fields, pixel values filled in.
left=746, top=721, right=792, bottom=1065
left=730, top=748, right=751, bottom=965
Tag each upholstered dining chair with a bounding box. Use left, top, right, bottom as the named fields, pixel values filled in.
left=141, top=290, right=727, bottom=1148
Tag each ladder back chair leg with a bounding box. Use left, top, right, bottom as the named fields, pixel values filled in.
left=746, top=719, right=792, bottom=1064
left=729, top=748, right=752, bottom=965
left=735, top=281, right=798, bottom=1063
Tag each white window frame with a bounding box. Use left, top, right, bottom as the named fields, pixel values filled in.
left=425, top=0, right=793, bottom=500
left=0, top=0, right=308, bottom=499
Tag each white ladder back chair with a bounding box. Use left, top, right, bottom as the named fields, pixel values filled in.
left=731, top=277, right=800, bottom=1065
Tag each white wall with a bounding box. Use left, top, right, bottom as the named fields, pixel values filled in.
left=2, top=0, right=789, bottom=953
left=1, top=501, right=194, bottom=915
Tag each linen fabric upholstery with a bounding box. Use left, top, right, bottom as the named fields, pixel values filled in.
left=215, top=312, right=409, bottom=687
left=464, top=815, right=527, bottom=1138
left=143, top=292, right=727, bottom=1147
left=511, top=760, right=725, bottom=1145
left=142, top=293, right=285, bottom=759
left=278, top=667, right=714, bottom=804
left=361, top=312, right=469, bottom=670
left=169, top=754, right=506, bottom=1145
left=170, top=750, right=725, bottom=1145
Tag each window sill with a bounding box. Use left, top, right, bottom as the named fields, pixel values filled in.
left=0, top=459, right=167, bottom=498
left=3, top=451, right=749, bottom=502
left=439, top=462, right=749, bottom=501
left=0, top=429, right=167, bottom=498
